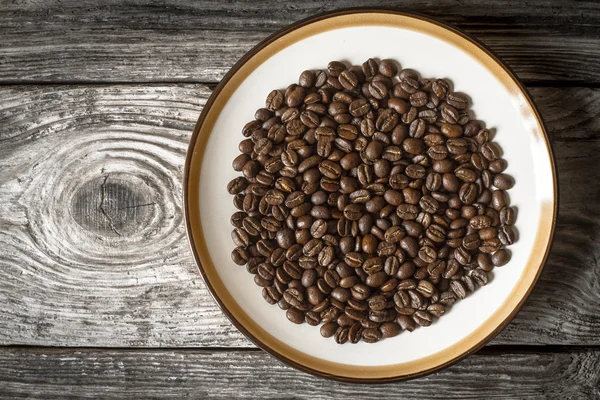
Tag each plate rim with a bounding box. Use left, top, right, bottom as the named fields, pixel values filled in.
left=183, top=8, right=558, bottom=382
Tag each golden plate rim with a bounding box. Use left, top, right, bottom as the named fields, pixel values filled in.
left=183, top=9, right=558, bottom=383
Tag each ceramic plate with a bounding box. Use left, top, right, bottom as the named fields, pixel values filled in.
left=184, top=10, right=557, bottom=382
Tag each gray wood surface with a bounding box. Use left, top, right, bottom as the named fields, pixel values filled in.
left=0, top=85, right=598, bottom=348
left=1, top=1, right=600, bottom=397
left=0, top=347, right=598, bottom=399
left=1, top=1, right=600, bottom=83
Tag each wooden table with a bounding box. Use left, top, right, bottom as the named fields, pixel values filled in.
left=1, top=1, right=599, bottom=398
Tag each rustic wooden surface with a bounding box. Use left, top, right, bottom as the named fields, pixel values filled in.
left=2, top=1, right=600, bottom=84
left=0, top=1, right=599, bottom=398
left=0, top=347, right=599, bottom=399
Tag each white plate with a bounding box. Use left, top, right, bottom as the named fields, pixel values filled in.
left=184, top=10, right=556, bottom=382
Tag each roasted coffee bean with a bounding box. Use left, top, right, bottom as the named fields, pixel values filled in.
left=459, top=183, right=478, bottom=204
left=446, top=92, right=469, bottom=109
left=362, top=58, right=378, bottom=78
left=270, top=248, right=286, bottom=266
left=413, top=310, right=433, bottom=327
left=441, top=123, right=462, bottom=138
left=283, top=288, right=304, bottom=308
left=470, top=215, right=491, bottom=230
left=416, top=279, right=435, bottom=298
left=489, top=159, right=508, bottom=174
left=286, top=308, right=305, bottom=324
left=481, top=142, right=501, bottom=161
left=480, top=238, right=502, bottom=254
left=397, top=315, right=416, bottom=332
left=307, top=285, right=324, bottom=305
left=399, top=236, right=419, bottom=258
left=471, top=268, right=489, bottom=286
left=450, top=280, right=467, bottom=300
left=378, top=59, right=398, bottom=77
left=262, top=286, right=282, bottom=305
left=305, top=311, right=321, bottom=326
left=439, top=290, right=457, bottom=306
left=344, top=204, right=363, bottom=221
left=232, top=228, right=250, bottom=248
left=227, top=177, right=248, bottom=195
left=361, top=328, right=382, bottom=343
left=380, top=322, right=401, bottom=338
left=362, top=257, right=384, bottom=275
left=500, top=207, right=516, bottom=226
left=348, top=322, right=363, bottom=343
left=327, top=61, right=346, bottom=77
left=493, top=173, right=514, bottom=190
left=230, top=59, right=516, bottom=344
left=400, top=77, right=419, bottom=94
left=301, top=269, right=317, bottom=288
left=334, top=326, right=349, bottom=344
left=320, top=321, right=338, bottom=338
left=266, top=89, right=284, bottom=111
left=402, top=138, right=425, bottom=155
left=275, top=229, right=295, bottom=249
left=231, top=247, right=249, bottom=265
left=303, top=238, right=323, bottom=257
left=364, top=271, right=387, bottom=288
left=298, top=70, right=315, bottom=88
left=498, top=225, right=515, bottom=245
left=338, top=69, right=359, bottom=90
left=351, top=284, right=370, bottom=301
left=492, top=249, right=510, bottom=266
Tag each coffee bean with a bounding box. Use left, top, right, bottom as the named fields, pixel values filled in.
left=446, top=92, right=469, bottom=109
left=491, top=248, right=510, bottom=266
left=303, top=311, right=320, bottom=326
left=275, top=229, right=295, bottom=249
left=265, top=90, right=284, bottom=111
left=378, top=322, right=400, bottom=338
left=471, top=268, right=489, bottom=286
left=489, top=159, right=508, bottom=174
left=231, top=247, right=249, bottom=265
left=481, top=142, right=501, bottom=161
left=410, top=91, right=428, bottom=107
left=402, top=138, right=425, bottom=154
left=396, top=315, right=416, bottom=332
left=498, top=225, right=515, bottom=245
left=450, top=280, right=467, bottom=299
left=337, top=70, right=358, bottom=90
left=285, top=308, right=305, bottom=324
left=413, top=310, right=433, bottom=327
left=439, top=290, right=456, bottom=306
left=479, top=237, right=501, bottom=253
left=361, top=328, right=382, bottom=343
left=400, top=77, right=419, bottom=94
left=333, top=326, right=349, bottom=344
left=262, top=286, right=281, bottom=305
left=320, top=321, right=338, bottom=338
left=231, top=60, right=517, bottom=343
left=500, top=207, right=516, bottom=226
left=298, top=70, right=315, bottom=88
left=493, top=173, right=514, bottom=190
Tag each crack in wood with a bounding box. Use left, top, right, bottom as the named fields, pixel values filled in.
left=98, top=174, right=122, bottom=237
left=117, top=202, right=157, bottom=211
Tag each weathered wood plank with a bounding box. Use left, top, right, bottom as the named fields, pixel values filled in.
left=0, top=347, right=598, bottom=399
left=0, top=85, right=598, bottom=348
left=1, top=1, right=600, bottom=83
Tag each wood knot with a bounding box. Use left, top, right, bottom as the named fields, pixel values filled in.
left=71, top=174, right=157, bottom=237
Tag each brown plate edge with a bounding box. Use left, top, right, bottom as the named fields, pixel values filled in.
left=182, top=8, right=558, bottom=383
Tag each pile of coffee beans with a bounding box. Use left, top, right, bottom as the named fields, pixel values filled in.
left=228, top=59, right=516, bottom=344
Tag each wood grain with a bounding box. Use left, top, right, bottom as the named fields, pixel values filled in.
left=0, top=347, right=598, bottom=399
left=0, top=85, right=598, bottom=348
left=1, top=1, right=600, bottom=83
